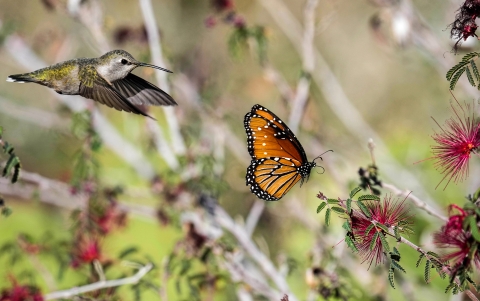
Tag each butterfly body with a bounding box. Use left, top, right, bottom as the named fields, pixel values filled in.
left=244, top=104, right=318, bottom=201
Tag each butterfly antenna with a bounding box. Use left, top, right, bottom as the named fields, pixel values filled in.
left=313, top=149, right=334, bottom=163
left=315, top=165, right=325, bottom=175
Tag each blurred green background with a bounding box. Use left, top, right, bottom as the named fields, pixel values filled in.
left=0, top=0, right=476, bottom=300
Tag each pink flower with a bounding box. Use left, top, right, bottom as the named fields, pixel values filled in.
left=70, top=237, right=102, bottom=268
left=211, top=0, right=234, bottom=12
left=430, top=102, right=480, bottom=189
left=450, top=0, right=480, bottom=50
left=0, top=279, right=43, bottom=301
left=351, top=196, right=412, bottom=268
left=433, top=227, right=479, bottom=271
left=445, top=204, right=467, bottom=233
left=205, top=16, right=217, bottom=28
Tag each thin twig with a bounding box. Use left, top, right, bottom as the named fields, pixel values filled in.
left=245, top=200, right=265, bottom=237
left=44, top=263, right=153, bottom=300
left=215, top=207, right=298, bottom=301
left=288, top=0, right=318, bottom=133
left=221, top=253, right=283, bottom=301
left=139, top=0, right=186, bottom=155
left=382, top=182, right=448, bottom=221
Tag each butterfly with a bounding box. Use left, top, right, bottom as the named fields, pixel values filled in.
left=244, top=104, right=328, bottom=201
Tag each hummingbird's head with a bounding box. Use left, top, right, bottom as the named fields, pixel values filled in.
left=97, top=50, right=173, bottom=82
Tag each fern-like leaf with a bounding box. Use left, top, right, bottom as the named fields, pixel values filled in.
left=388, top=268, right=395, bottom=289
left=327, top=198, right=339, bottom=204
left=416, top=254, right=425, bottom=268
left=350, top=187, right=362, bottom=198
left=365, top=223, right=375, bottom=236
left=316, top=202, right=326, bottom=214
left=424, top=260, right=431, bottom=283
left=471, top=60, right=480, bottom=82
left=393, top=226, right=400, bottom=241
left=358, top=194, right=380, bottom=202
left=379, top=232, right=390, bottom=253
left=325, top=208, right=331, bottom=226
left=391, top=260, right=406, bottom=273
left=345, top=235, right=358, bottom=252
left=346, top=198, right=352, bottom=214
left=466, top=66, right=476, bottom=87
left=449, top=66, right=466, bottom=90
left=357, top=201, right=371, bottom=218
left=370, top=232, right=379, bottom=251
left=342, top=221, right=352, bottom=232
left=331, top=206, right=345, bottom=214
left=445, top=283, right=456, bottom=294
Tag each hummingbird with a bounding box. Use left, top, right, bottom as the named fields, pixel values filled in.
left=6, top=50, right=177, bottom=118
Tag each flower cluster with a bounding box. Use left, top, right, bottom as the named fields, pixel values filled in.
left=433, top=205, right=480, bottom=274
left=70, top=236, right=102, bottom=268
left=450, top=0, right=480, bottom=50
left=350, top=196, right=412, bottom=268
left=0, top=280, right=43, bottom=301
left=430, top=101, right=480, bottom=189
left=205, top=0, right=245, bottom=29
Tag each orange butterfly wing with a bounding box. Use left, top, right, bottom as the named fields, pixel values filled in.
left=244, top=104, right=314, bottom=201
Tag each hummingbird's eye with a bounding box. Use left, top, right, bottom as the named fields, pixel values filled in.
left=121, top=59, right=128, bottom=65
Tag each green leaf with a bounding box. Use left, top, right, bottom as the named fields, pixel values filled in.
left=1, top=207, right=12, bottom=217
left=179, top=260, right=191, bottom=276
left=118, top=247, right=139, bottom=259
left=358, top=194, right=380, bottom=202
left=370, top=232, right=379, bottom=251
left=445, top=283, right=456, bottom=293
left=316, top=202, right=326, bottom=214
left=331, top=206, right=345, bottom=214
left=424, top=260, right=431, bottom=283
left=376, top=223, right=389, bottom=232
left=325, top=208, right=331, bottom=226
left=3, top=154, right=21, bottom=183
left=392, top=247, right=400, bottom=256
left=365, top=223, right=375, bottom=236
left=346, top=198, right=352, bottom=214
left=391, top=260, right=406, bottom=273
left=450, top=66, right=466, bottom=90
left=466, top=66, right=476, bottom=86
left=388, top=268, right=395, bottom=289
left=345, top=235, right=358, bottom=252
left=0, top=126, right=3, bottom=137
left=327, top=198, right=339, bottom=205
left=379, top=232, right=390, bottom=253
left=467, top=216, right=480, bottom=242
left=342, top=221, right=351, bottom=232
left=394, top=226, right=400, bottom=240
left=357, top=201, right=371, bottom=218
left=472, top=60, right=480, bottom=81
left=349, top=187, right=362, bottom=198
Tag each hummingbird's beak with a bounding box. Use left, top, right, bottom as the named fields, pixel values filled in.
left=136, top=62, right=173, bottom=73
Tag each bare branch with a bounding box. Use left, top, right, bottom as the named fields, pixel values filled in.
left=44, top=263, right=153, bottom=300
left=382, top=182, right=448, bottom=222
left=139, top=0, right=186, bottom=155
left=288, top=0, right=318, bottom=133
left=215, top=207, right=298, bottom=301
left=245, top=200, right=265, bottom=237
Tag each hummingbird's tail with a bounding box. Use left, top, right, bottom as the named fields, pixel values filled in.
left=6, top=73, right=37, bottom=83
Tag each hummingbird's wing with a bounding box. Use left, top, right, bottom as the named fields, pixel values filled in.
left=79, top=75, right=153, bottom=118
left=112, top=73, right=177, bottom=106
